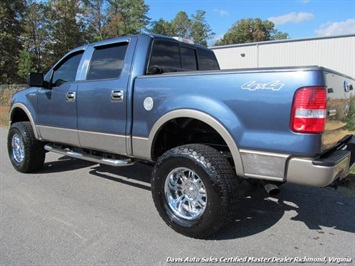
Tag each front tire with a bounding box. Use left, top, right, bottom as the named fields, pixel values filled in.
left=151, top=144, right=239, bottom=238
left=7, top=122, right=45, bottom=173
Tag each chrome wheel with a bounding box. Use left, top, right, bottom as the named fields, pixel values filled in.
left=8, top=122, right=45, bottom=173
left=164, top=167, right=207, bottom=220
left=152, top=144, right=239, bottom=238
left=11, top=133, right=25, bottom=165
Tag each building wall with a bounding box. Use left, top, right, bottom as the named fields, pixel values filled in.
left=211, top=35, right=355, bottom=78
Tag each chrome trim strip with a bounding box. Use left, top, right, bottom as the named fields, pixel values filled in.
left=35, top=125, right=129, bottom=155
left=10, top=103, right=39, bottom=139
left=240, top=149, right=290, bottom=181
left=240, top=149, right=290, bottom=158
left=37, top=125, right=79, bottom=146
left=146, top=109, right=244, bottom=176
left=78, top=130, right=127, bottom=155
left=132, top=136, right=150, bottom=161
left=77, top=129, right=126, bottom=139
left=126, top=135, right=132, bottom=156
left=132, top=136, right=149, bottom=140
left=244, top=173, right=286, bottom=182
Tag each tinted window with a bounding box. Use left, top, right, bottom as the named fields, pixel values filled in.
left=87, top=43, right=128, bottom=80
left=181, top=47, right=197, bottom=70
left=149, top=41, right=181, bottom=69
left=52, top=52, right=83, bottom=86
left=197, top=48, right=219, bottom=70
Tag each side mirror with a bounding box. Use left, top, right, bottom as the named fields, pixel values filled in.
left=27, top=72, right=44, bottom=87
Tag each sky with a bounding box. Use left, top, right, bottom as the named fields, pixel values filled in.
left=145, top=0, right=355, bottom=44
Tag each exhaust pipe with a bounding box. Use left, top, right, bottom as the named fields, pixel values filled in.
left=263, top=183, right=280, bottom=196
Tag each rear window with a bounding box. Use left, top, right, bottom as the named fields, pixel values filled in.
left=87, top=43, right=128, bottom=80
left=197, top=48, right=219, bottom=70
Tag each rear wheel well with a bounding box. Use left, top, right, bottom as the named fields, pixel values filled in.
left=151, top=118, right=233, bottom=166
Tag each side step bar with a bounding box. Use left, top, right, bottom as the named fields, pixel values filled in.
left=44, top=145, right=134, bottom=167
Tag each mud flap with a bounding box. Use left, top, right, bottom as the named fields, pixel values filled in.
left=346, top=135, right=355, bottom=167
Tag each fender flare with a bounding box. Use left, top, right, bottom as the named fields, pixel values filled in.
left=148, top=109, right=244, bottom=176
left=9, top=103, right=40, bottom=139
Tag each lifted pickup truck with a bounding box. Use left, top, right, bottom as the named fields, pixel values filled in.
left=8, top=34, right=355, bottom=238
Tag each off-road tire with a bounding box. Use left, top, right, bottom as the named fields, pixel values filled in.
left=151, top=144, right=239, bottom=238
left=7, top=122, right=45, bottom=173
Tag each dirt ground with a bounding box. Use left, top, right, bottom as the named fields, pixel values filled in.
left=0, top=105, right=9, bottom=126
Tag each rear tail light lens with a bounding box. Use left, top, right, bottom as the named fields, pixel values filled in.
left=291, top=87, right=327, bottom=133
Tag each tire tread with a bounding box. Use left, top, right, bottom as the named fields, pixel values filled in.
left=8, top=122, right=45, bottom=173
left=152, top=144, right=239, bottom=238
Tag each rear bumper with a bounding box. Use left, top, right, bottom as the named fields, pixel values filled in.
left=287, top=149, right=353, bottom=187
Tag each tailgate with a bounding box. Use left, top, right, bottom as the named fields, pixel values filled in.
left=322, top=69, right=355, bottom=151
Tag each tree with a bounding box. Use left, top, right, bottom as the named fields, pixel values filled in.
left=21, top=0, right=48, bottom=73
left=149, top=18, right=173, bottom=36
left=0, top=0, right=25, bottom=83
left=189, top=10, right=215, bottom=46
left=45, top=0, right=88, bottom=65
left=215, top=18, right=289, bottom=45
left=171, top=11, right=190, bottom=38
left=149, top=10, right=215, bottom=46
left=17, top=50, right=35, bottom=82
left=273, top=31, right=290, bottom=40
left=82, top=0, right=106, bottom=42
left=105, top=0, right=150, bottom=38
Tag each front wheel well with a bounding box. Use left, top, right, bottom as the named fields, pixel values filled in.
left=151, top=117, right=233, bottom=165
left=10, top=107, right=30, bottom=124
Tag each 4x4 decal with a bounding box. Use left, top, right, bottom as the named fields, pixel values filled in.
left=241, top=80, right=284, bottom=91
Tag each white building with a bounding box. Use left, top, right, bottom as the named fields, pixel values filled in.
left=211, top=34, right=355, bottom=78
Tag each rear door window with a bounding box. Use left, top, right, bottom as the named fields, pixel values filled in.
left=87, top=43, right=128, bottom=80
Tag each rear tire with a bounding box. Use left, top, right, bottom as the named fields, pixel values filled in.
left=7, top=122, right=45, bottom=173
left=151, top=144, right=239, bottom=238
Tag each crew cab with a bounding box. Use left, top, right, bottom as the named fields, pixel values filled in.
left=8, top=34, right=355, bottom=238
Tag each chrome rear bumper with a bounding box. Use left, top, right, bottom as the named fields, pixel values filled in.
left=287, top=149, right=352, bottom=187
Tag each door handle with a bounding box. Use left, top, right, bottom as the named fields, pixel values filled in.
left=66, top=91, right=76, bottom=102
left=111, top=90, right=124, bottom=102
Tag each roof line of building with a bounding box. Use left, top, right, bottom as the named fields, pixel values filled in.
left=210, top=34, right=355, bottom=50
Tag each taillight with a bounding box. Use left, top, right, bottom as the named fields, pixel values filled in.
left=291, top=87, right=327, bottom=133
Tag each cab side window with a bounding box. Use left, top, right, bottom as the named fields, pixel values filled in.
left=148, top=40, right=218, bottom=73
left=149, top=41, right=181, bottom=69
left=197, top=48, right=220, bottom=70
left=181, top=47, right=197, bottom=70
left=52, top=51, right=83, bottom=87
left=86, top=43, right=128, bottom=80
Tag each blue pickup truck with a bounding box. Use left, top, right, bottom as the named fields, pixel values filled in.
left=7, top=34, right=355, bottom=238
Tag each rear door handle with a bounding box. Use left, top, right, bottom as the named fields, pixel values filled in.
left=66, top=91, right=76, bottom=102
left=111, top=90, right=124, bottom=102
